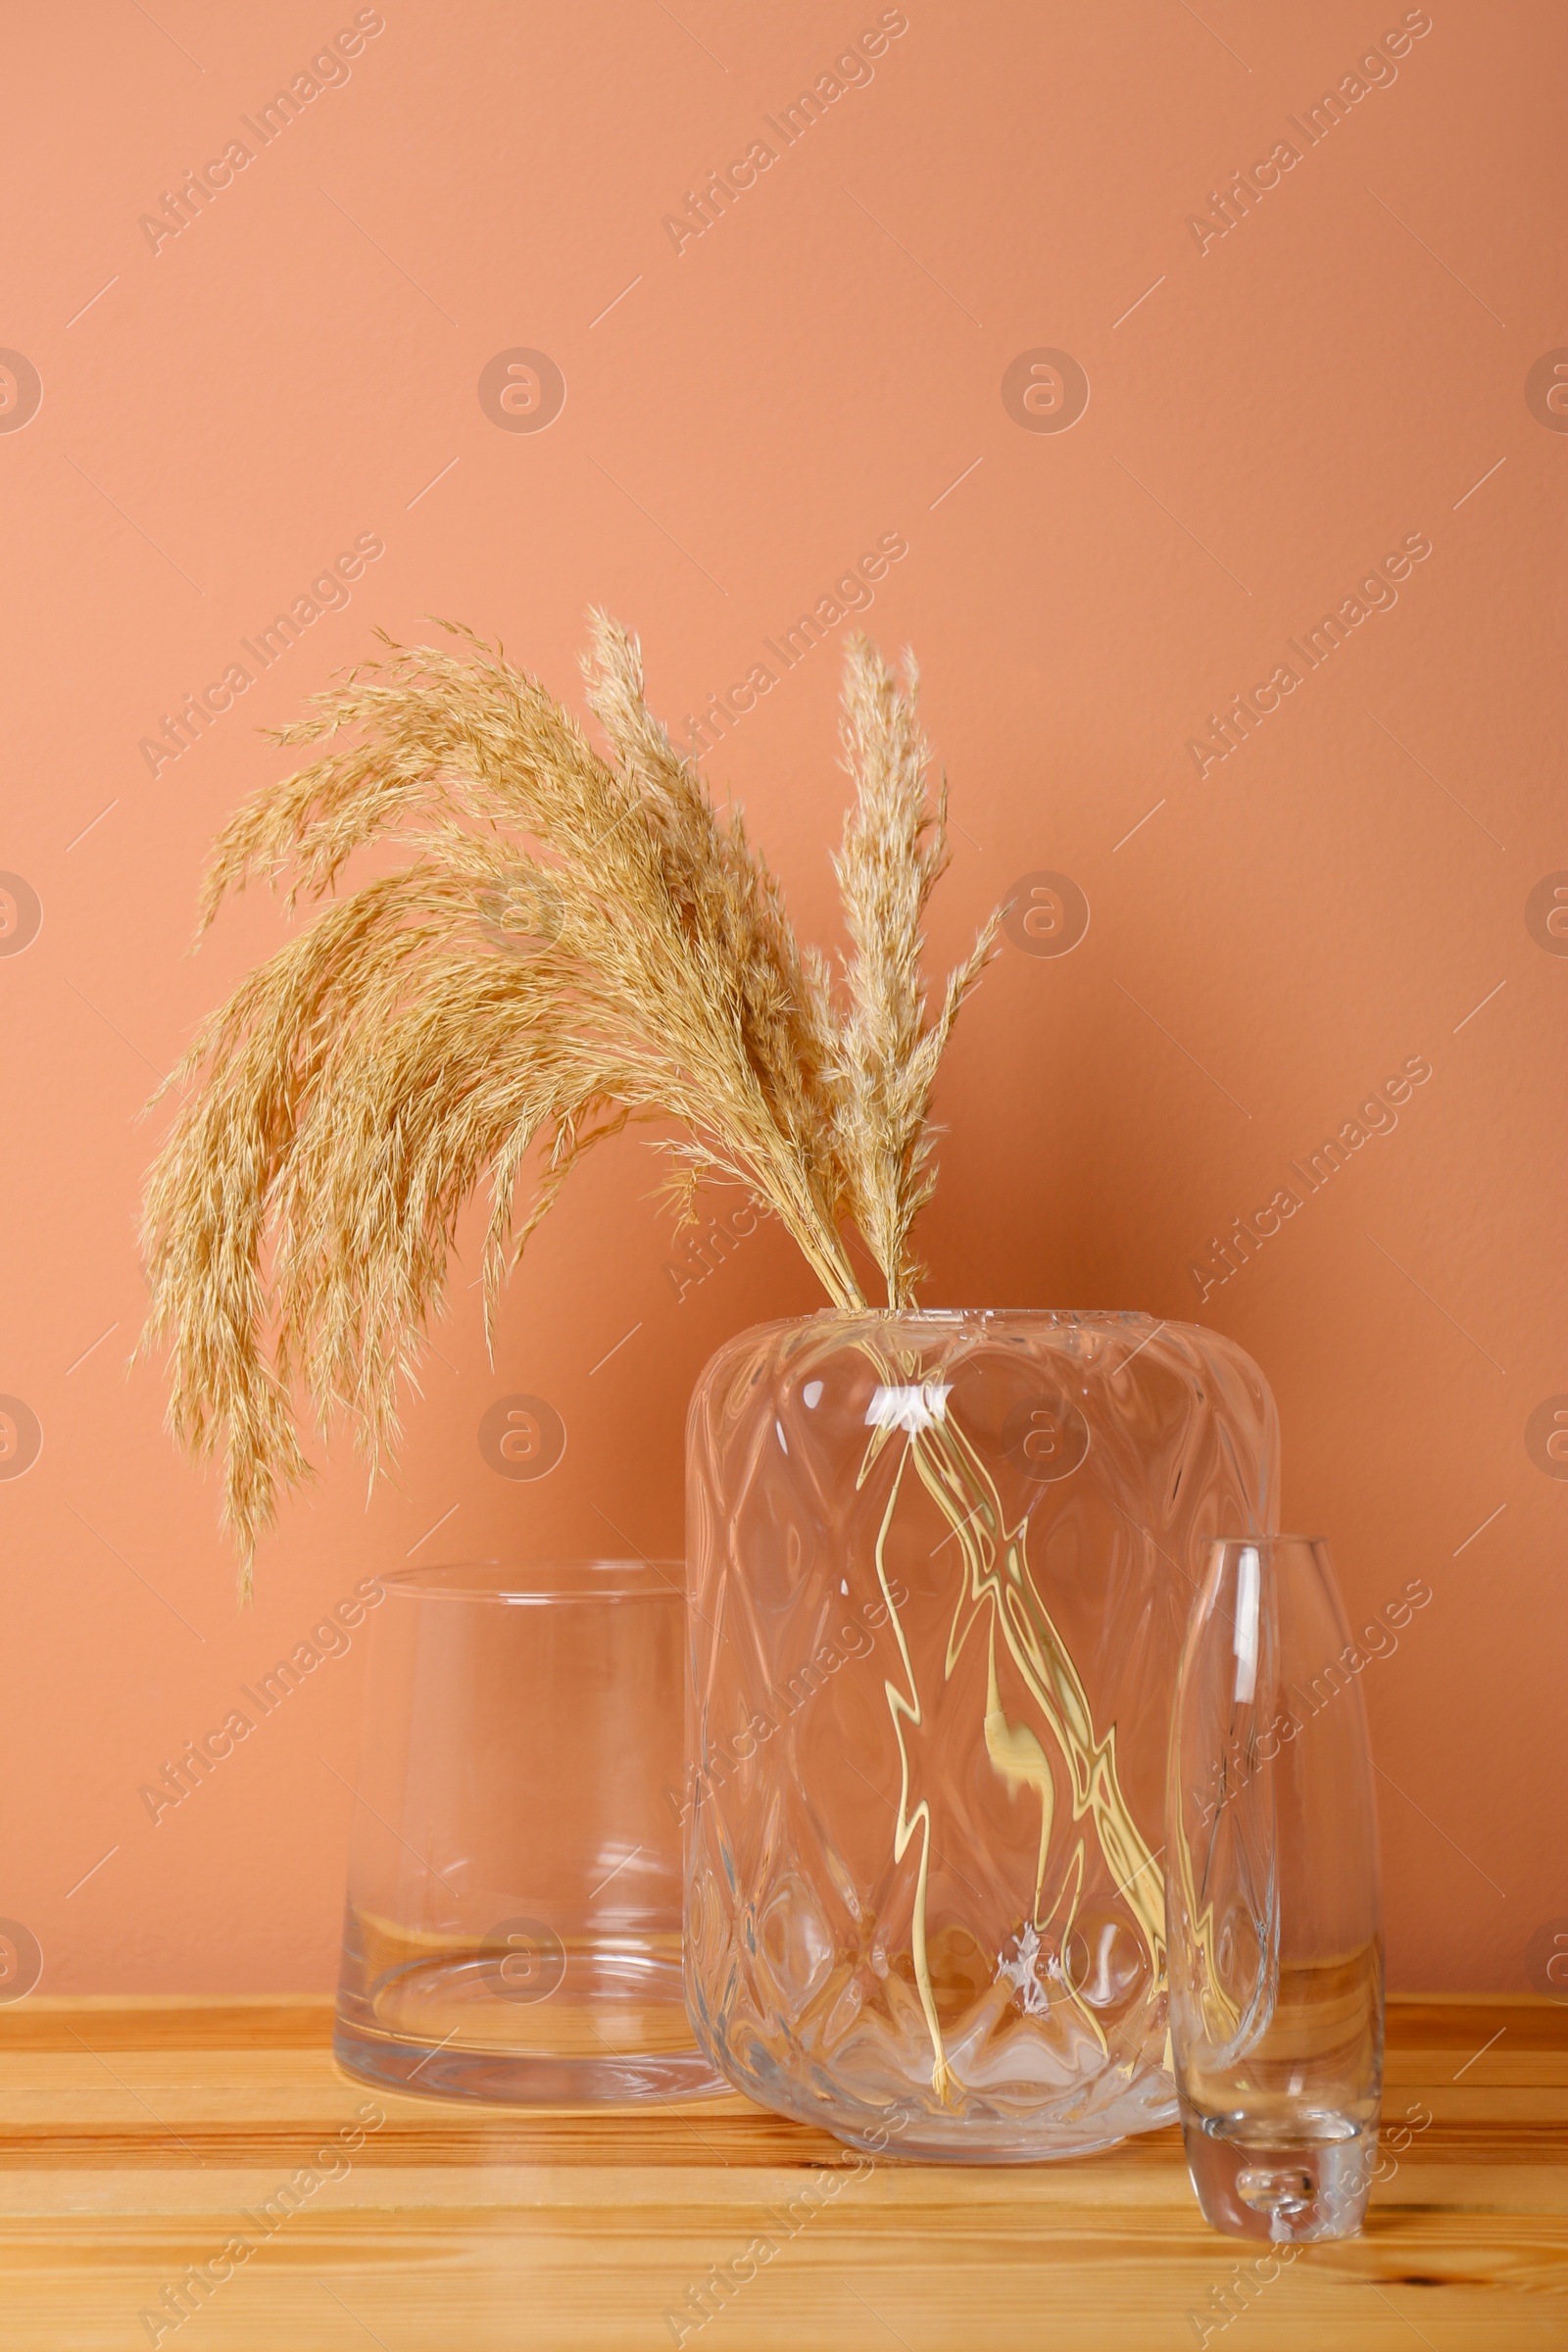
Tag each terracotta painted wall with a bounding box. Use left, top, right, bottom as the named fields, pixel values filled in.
left=2, top=0, right=1562, bottom=1996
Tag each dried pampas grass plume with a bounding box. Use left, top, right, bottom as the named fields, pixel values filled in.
left=140, top=614, right=999, bottom=1588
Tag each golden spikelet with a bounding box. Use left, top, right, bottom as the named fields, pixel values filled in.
left=830, top=639, right=999, bottom=1303
left=140, top=617, right=998, bottom=1588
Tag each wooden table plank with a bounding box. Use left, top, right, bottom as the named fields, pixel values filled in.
left=2, top=1996, right=1564, bottom=2350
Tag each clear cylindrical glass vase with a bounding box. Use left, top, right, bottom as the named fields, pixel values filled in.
left=334, top=1560, right=726, bottom=2103
left=1167, top=1536, right=1383, bottom=2239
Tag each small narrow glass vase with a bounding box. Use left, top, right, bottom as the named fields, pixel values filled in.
left=1166, top=1536, right=1383, bottom=2240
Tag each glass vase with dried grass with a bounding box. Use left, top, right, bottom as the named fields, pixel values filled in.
left=140, top=613, right=1278, bottom=2154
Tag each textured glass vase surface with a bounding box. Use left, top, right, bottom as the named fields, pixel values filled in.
left=1167, top=1537, right=1383, bottom=2239
left=685, top=1309, right=1280, bottom=2160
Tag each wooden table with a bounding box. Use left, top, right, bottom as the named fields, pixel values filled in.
left=2, top=1995, right=1564, bottom=2348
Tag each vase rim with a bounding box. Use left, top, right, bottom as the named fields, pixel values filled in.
left=378, top=1558, right=683, bottom=1605
left=800, top=1305, right=1158, bottom=1321
left=1206, top=1533, right=1331, bottom=1549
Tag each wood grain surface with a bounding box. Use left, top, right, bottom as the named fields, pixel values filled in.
left=2, top=1995, right=1564, bottom=2349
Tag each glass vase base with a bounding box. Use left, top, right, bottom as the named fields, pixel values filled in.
left=728, top=2070, right=1177, bottom=2165
left=333, top=2017, right=728, bottom=2106
left=335, top=1926, right=728, bottom=2106
left=1180, top=2104, right=1375, bottom=2240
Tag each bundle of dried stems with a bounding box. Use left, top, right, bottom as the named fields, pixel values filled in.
left=141, top=615, right=998, bottom=1587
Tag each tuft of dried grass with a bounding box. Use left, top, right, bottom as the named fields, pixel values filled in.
left=141, top=614, right=998, bottom=1586
left=830, top=640, right=996, bottom=1305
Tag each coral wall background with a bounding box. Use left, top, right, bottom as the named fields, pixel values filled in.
left=2, top=0, right=1563, bottom=1992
